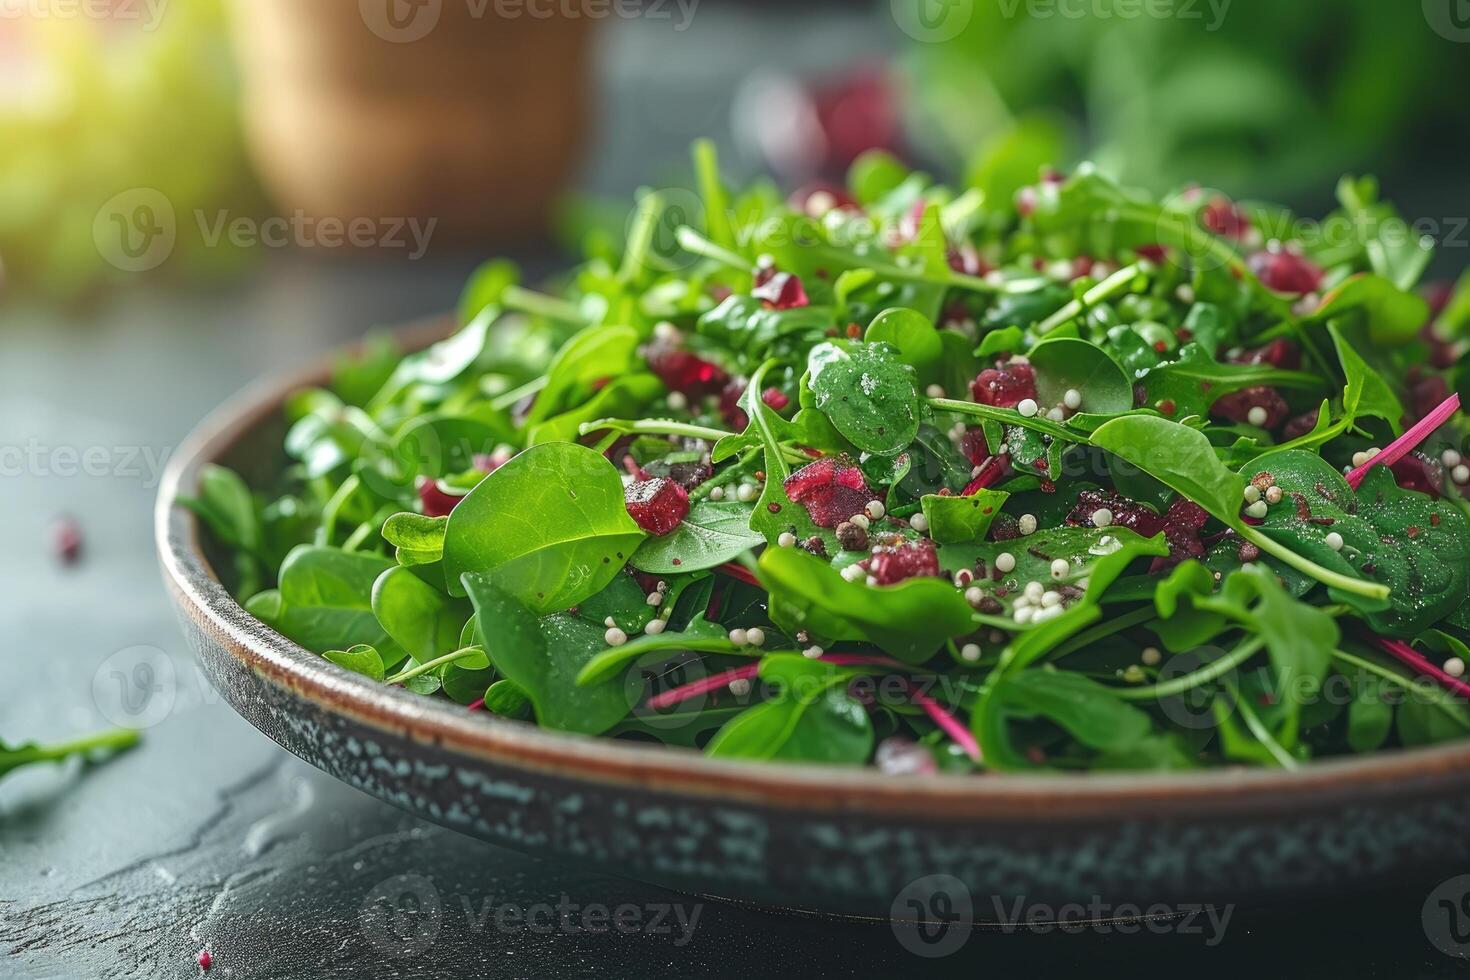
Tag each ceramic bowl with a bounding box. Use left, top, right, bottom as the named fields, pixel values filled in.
left=157, top=317, right=1470, bottom=920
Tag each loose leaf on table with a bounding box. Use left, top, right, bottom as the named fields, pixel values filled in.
left=1, top=729, right=141, bottom=781
left=442, top=442, right=646, bottom=607
left=806, top=340, right=922, bottom=456
left=760, top=546, right=974, bottom=664
left=630, top=500, right=764, bottom=574
left=462, top=574, right=634, bottom=735
left=704, top=655, right=874, bottom=764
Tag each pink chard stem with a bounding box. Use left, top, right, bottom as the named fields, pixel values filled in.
left=1376, top=638, right=1470, bottom=700
left=904, top=680, right=982, bottom=762
left=1346, top=394, right=1460, bottom=489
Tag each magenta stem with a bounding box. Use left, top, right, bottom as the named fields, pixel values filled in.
left=1346, top=394, right=1459, bottom=489
left=466, top=697, right=486, bottom=712
left=644, top=653, right=907, bottom=711
left=904, top=680, right=983, bottom=762
left=1376, top=637, right=1470, bottom=699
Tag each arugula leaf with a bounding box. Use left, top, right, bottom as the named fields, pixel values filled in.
left=1, top=729, right=140, bottom=781
left=442, top=443, right=646, bottom=607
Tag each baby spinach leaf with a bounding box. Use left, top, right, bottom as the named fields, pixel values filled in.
left=705, top=655, right=873, bottom=764
left=760, top=546, right=974, bottom=664
left=576, top=615, right=734, bottom=686
left=524, top=323, right=640, bottom=426
left=920, top=489, right=1009, bottom=545
left=381, top=513, right=447, bottom=567
left=697, top=294, right=832, bottom=360
left=1248, top=453, right=1470, bottom=635
left=807, top=340, right=922, bottom=455
left=526, top=373, right=664, bottom=447
left=274, top=546, right=397, bottom=654
left=462, top=574, right=633, bottom=735
left=324, top=644, right=386, bottom=682
left=1136, top=343, right=1324, bottom=420
left=631, top=500, right=764, bottom=574
left=1027, top=337, right=1132, bottom=415
left=865, top=308, right=943, bottom=374
left=1346, top=676, right=1394, bottom=753
left=371, top=566, right=469, bottom=665
left=443, top=443, right=646, bottom=608
left=978, top=670, right=1154, bottom=771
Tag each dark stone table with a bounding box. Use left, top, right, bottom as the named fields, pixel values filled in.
left=4, top=7, right=1470, bottom=977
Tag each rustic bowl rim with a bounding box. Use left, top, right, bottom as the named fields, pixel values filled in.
left=156, top=314, right=1470, bottom=821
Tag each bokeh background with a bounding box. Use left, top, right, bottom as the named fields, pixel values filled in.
left=3, top=0, right=1468, bottom=300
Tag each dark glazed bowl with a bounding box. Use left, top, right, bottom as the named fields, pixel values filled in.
left=158, top=316, right=1470, bottom=919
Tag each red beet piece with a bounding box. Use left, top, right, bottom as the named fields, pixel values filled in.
left=1390, top=452, right=1444, bottom=497
left=418, top=479, right=464, bottom=518
left=52, top=515, right=82, bottom=566
left=867, top=533, right=940, bottom=585
left=1283, top=408, right=1322, bottom=440
left=1067, top=490, right=1166, bottom=538
left=783, top=455, right=877, bottom=528
left=719, top=377, right=749, bottom=431
left=1248, top=248, right=1324, bottom=295
left=646, top=345, right=728, bottom=396
left=752, top=271, right=809, bottom=310
left=1202, top=197, right=1250, bottom=239
left=969, top=363, right=1038, bottom=409
left=197, top=950, right=213, bottom=970
left=1231, top=338, right=1300, bottom=370
left=761, top=387, right=791, bottom=412
left=1211, top=387, right=1290, bottom=429
left=1156, top=498, right=1210, bottom=570
left=625, top=477, right=690, bottom=536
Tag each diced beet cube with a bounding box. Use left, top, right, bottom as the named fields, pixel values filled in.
left=645, top=458, right=714, bottom=491
left=969, top=363, right=1038, bottom=409
left=1283, top=409, right=1322, bottom=440
left=1231, top=338, right=1300, bottom=370
left=1409, top=373, right=1451, bottom=423
left=719, top=377, right=749, bottom=431
left=625, top=477, right=690, bottom=536
left=761, top=387, right=791, bottom=412
left=646, top=345, right=728, bottom=396
left=1156, top=498, right=1209, bottom=570
left=867, top=533, right=940, bottom=585
left=1390, top=452, right=1443, bottom=497
left=783, top=455, right=878, bottom=528
left=1066, top=490, right=1165, bottom=538
left=1211, top=387, right=1290, bottom=429
left=1248, top=248, right=1324, bottom=295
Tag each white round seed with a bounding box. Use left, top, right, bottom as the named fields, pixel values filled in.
left=1245, top=501, right=1269, bottom=519
left=666, top=391, right=689, bottom=411
left=1247, top=406, right=1268, bottom=427
left=745, top=628, right=766, bottom=647
left=604, top=616, right=617, bottom=628
left=604, top=627, right=628, bottom=646
left=736, top=483, right=758, bottom=503
left=1442, top=449, right=1463, bottom=468
left=1063, top=388, right=1082, bottom=410
left=644, top=619, right=667, bottom=636
left=1265, top=486, right=1283, bottom=504
left=646, top=592, right=663, bottom=606
left=850, top=514, right=871, bottom=530
left=1091, top=508, right=1114, bottom=528
left=1050, top=558, right=1071, bottom=580
left=777, top=532, right=797, bottom=548
left=1244, top=485, right=1262, bottom=504
left=728, top=628, right=748, bottom=646
left=865, top=500, right=886, bottom=520
left=1024, top=580, right=1045, bottom=602
left=1013, top=606, right=1036, bottom=625
left=1325, top=531, right=1344, bottom=551
left=728, top=678, right=752, bottom=696
left=1019, top=514, right=1038, bottom=535
left=802, top=645, right=825, bottom=659
left=1041, top=590, right=1062, bottom=608
left=1454, top=465, right=1470, bottom=485
left=709, top=486, right=725, bottom=501
left=960, top=643, right=982, bottom=662
left=1446, top=657, right=1467, bottom=679
left=1017, top=399, right=1040, bottom=418
left=995, top=552, right=1017, bottom=573
left=1141, top=647, right=1162, bottom=667
left=965, top=586, right=985, bottom=607
left=925, top=384, right=947, bottom=399
left=1047, top=407, right=1066, bottom=422
left=910, top=514, right=930, bottom=533
left=841, top=564, right=867, bottom=582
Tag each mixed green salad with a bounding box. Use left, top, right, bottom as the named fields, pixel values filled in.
left=187, top=141, right=1470, bottom=773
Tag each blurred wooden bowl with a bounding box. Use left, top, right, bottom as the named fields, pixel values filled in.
left=228, top=0, right=594, bottom=246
